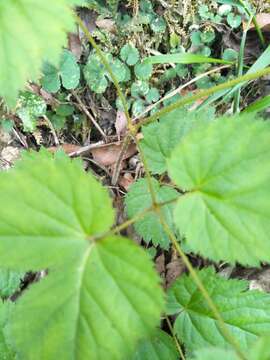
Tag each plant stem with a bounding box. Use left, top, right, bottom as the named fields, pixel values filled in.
left=74, top=13, right=134, bottom=133
left=157, top=214, right=247, bottom=360
left=165, top=316, right=186, bottom=360
left=137, top=66, right=270, bottom=129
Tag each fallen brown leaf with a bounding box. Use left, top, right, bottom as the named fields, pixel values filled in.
left=118, top=173, right=134, bottom=190
left=243, top=13, right=270, bottom=32
left=68, top=33, right=82, bottom=60
left=115, top=110, right=127, bottom=140
left=91, top=142, right=137, bottom=166
left=48, top=144, right=81, bottom=155
left=166, top=254, right=185, bottom=288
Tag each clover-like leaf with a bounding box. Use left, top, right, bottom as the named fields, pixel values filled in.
left=84, top=53, right=127, bottom=94
left=0, top=150, right=164, bottom=359
left=125, top=178, right=178, bottom=249
left=41, top=50, right=80, bottom=93
left=135, top=62, right=153, bottom=80
left=168, top=115, right=270, bottom=265
left=132, top=330, right=178, bottom=360
left=0, top=0, right=83, bottom=106
left=16, top=91, right=47, bottom=132
left=141, top=107, right=215, bottom=174
left=167, top=268, right=270, bottom=354
left=120, top=44, right=140, bottom=66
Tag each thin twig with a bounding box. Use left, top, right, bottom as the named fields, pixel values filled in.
left=43, top=115, right=59, bottom=146
left=136, top=66, right=270, bottom=129
left=132, top=64, right=231, bottom=121
left=111, top=134, right=132, bottom=185
left=68, top=141, right=105, bottom=157
left=165, top=317, right=186, bottom=360
left=71, top=90, right=107, bottom=140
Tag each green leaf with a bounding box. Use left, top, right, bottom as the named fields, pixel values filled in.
left=0, top=302, right=15, bottom=359
left=135, top=62, right=153, bottom=80
left=41, top=50, right=80, bottom=93
left=248, top=337, right=270, bottom=360
left=131, top=81, right=150, bottom=98
left=140, top=107, right=215, bottom=174
left=132, top=330, right=179, bottom=360
left=167, top=268, right=270, bottom=353
left=0, top=150, right=164, bottom=359
left=0, top=0, right=82, bottom=106
left=192, top=347, right=238, bottom=360
left=0, top=270, right=24, bottom=299
left=168, top=115, right=270, bottom=265
left=144, top=53, right=233, bottom=65
left=222, top=48, right=238, bottom=61
left=84, top=53, right=126, bottom=93
left=16, top=91, right=47, bottom=132
left=227, top=13, right=242, bottom=28
left=120, top=44, right=140, bottom=66
left=145, top=88, right=160, bottom=104
left=125, top=178, right=178, bottom=249
left=150, top=17, right=166, bottom=33
left=244, top=95, right=270, bottom=114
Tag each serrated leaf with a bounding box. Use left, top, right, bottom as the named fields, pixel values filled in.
left=0, top=270, right=24, bottom=299
left=132, top=330, right=178, bottom=360
left=167, top=268, right=270, bottom=353
left=0, top=0, right=82, bottom=106
left=141, top=107, right=215, bottom=174
left=41, top=50, right=80, bottom=93
left=168, top=115, right=270, bottom=265
left=125, top=178, right=178, bottom=249
left=16, top=91, right=47, bottom=132
left=0, top=150, right=164, bottom=359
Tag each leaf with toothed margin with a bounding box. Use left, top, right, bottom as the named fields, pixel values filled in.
left=167, top=268, right=270, bottom=355
left=168, top=114, right=270, bottom=265
left=0, top=149, right=164, bottom=359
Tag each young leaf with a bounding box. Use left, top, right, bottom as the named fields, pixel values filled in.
left=140, top=107, right=215, bottom=174
left=167, top=268, right=270, bottom=353
left=41, top=50, right=80, bottom=93
left=0, top=270, right=24, bottom=299
left=125, top=178, right=178, bottom=249
left=168, top=115, right=270, bottom=265
left=135, top=62, right=153, bottom=80
left=0, top=150, right=164, bottom=359
left=0, top=0, right=82, bottom=106
left=132, top=330, right=179, bottom=360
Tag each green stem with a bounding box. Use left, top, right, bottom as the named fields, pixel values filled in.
left=157, top=214, right=247, bottom=360
left=74, top=14, right=133, bottom=132
left=239, top=0, right=265, bottom=47
left=137, top=66, right=270, bottom=129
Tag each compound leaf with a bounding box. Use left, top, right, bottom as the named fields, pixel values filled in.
left=132, top=330, right=178, bottom=360
left=125, top=178, right=178, bottom=249
left=0, top=0, right=82, bottom=106
left=0, top=150, right=164, bottom=359
left=167, top=268, right=270, bottom=353
left=120, top=44, right=140, bottom=66
left=168, top=115, right=270, bottom=265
